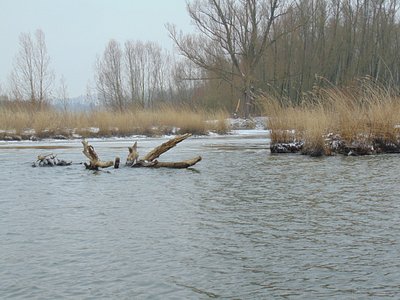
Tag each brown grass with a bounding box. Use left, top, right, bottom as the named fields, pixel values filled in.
left=262, top=80, right=400, bottom=154
left=0, top=103, right=229, bottom=139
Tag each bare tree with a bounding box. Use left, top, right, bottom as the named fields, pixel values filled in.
left=85, top=80, right=99, bottom=109
left=0, top=82, right=8, bottom=101
left=168, top=0, right=287, bottom=117
left=124, top=41, right=149, bottom=108
left=124, top=40, right=141, bottom=107
left=171, top=57, right=206, bottom=104
left=96, top=39, right=126, bottom=110
left=34, top=30, right=53, bottom=103
left=124, top=40, right=173, bottom=108
left=58, top=75, right=69, bottom=111
left=9, top=29, right=54, bottom=105
left=146, top=43, right=163, bottom=107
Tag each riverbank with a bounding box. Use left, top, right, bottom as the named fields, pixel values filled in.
left=263, top=83, right=400, bottom=157
left=0, top=106, right=238, bottom=141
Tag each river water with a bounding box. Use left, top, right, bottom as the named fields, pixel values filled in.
left=1, top=133, right=399, bottom=299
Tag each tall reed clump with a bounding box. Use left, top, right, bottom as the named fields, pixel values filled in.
left=84, top=106, right=229, bottom=136
left=158, top=106, right=229, bottom=135
left=83, top=106, right=226, bottom=136
left=321, top=80, right=400, bottom=147
left=1, top=101, right=54, bottom=136
left=148, top=106, right=209, bottom=135
left=262, top=79, right=400, bottom=155
left=299, top=104, right=331, bottom=156
left=207, top=110, right=229, bottom=134
left=358, top=84, right=400, bottom=146
left=0, top=109, right=30, bottom=135
left=263, top=96, right=303, bottom=143
left=263, top=96, right=331, bottom=155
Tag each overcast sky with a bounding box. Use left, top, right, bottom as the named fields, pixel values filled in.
left=0, top=0, right=192, bottom=97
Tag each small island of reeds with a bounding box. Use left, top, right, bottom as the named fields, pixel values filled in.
left=263, top=79, right=400, bottom=157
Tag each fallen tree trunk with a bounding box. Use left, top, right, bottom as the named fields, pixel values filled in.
left=151, top=156, right=202, bottom=168
left=142, top=133, right=192, bottom=162
left=126, top=134, right=201, bottom=169
left=82, top=139, right=119, bottom=170
left=133, top=156, right=202, bottom=169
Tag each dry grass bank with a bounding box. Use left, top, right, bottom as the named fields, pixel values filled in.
left=262, top=81, right=400, bottom=155
left=0, top=104, right=229, bottom=139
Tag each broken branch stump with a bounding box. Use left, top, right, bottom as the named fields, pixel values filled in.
left=82, top=139, right=117, bottom=170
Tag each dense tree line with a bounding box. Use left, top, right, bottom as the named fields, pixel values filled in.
left=95, top=39, right=204, bottom=110
left=259, top=0, right=400, bottom=103
left=172, top=0, right=400, bottom=112
left=3, top=0, right=400, bottom=116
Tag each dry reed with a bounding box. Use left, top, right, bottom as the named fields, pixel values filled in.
left=263, top=80, right=400, bottom=155
left=0, top=103, right=229, bottom=139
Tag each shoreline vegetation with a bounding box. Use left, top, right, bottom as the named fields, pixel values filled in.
left=0, top=103, right=237, bottom=141
left=3, top=81, right=400, bottom=160
left=264, top=80, right=400, bottom=157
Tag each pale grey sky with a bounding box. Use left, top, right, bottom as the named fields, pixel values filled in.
left=0, top=0, right=192, bottom=97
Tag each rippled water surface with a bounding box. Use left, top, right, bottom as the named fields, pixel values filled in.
left=1, top=134, right=400, bottom=299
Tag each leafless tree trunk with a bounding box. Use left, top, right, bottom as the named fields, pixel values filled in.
left=168, top=0, right=285, bottom=117
left=8, top=29, right=54, bottom=106
left=124, top=40, right=143, bottom=107
left=96, top=39, right=126, bottom=110
left=0, top=82, right=7, bottom=101
left=34, top=30, right=53, bottom=104
left=124, top=41, right=171, bottom=108
left=58, top=75, right=69, bottom=112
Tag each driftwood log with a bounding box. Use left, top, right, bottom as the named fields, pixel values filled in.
left=126, top=133, right=202, bottom=169
left=32, top=153, right=72, bottom=167
left=82, top=139, right=120, bottom=170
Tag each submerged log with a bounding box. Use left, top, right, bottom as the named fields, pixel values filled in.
left=32, top=153, right=72, bottom=167
left=82, top=139, right=117, bottom=170
left=150, top=156, right=202, bottom=169
left=126, top=134, right=201, bottom=169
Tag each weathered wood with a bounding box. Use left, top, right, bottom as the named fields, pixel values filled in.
left=131, top=160, right=158, bottom=167
left=82, top=139, right=114, bottom=170
left=151, top=156, right=202, bottom=168
left=126, top=141, right=139, bottom=166
left=142, top=133, right=192, bottom=162
left=32, top=153, right=72, bottom=167
left=127, top=134, right=202, bottom=169
left=114, top=157, right=120, bottom=169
